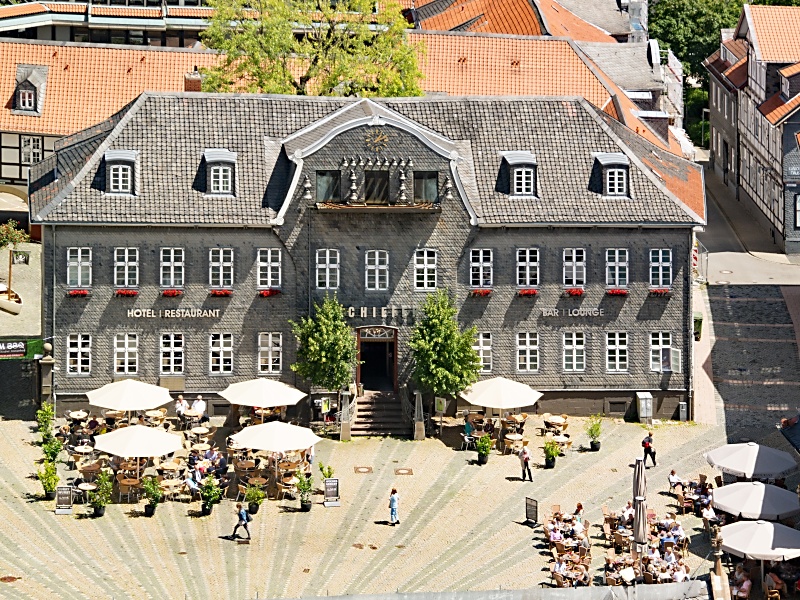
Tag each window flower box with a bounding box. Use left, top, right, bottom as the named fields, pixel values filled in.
left=517, top=289, right=539, bottom=297
left=259, top=289, right=282, bottom=298
left=470, top=289, right=492, bottom=297
left=209, top=289, right=233, bottom=297
left=67, top=289, right=90, bottom=297
left=649, top=288, right=671, bottom=297
left=606, top=288, right=628, bottom=296
left=161, top=289, right=183, bottom=297
left=115, top=289, right=139, bottom=297
left=564, top=288, right=584, bottom=297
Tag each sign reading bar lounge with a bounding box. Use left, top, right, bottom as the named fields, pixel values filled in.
left=346, top=306, right=414, bottom=318
left=127, top=309, right=221, bottom=319
left=541, top=308, right=605, bottom=317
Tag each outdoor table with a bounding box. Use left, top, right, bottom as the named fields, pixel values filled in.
left=184, top=410, right=202, bottom=418
left=549, top=415, right=566, bottom=425
left=505, top=433, right=523, bottom=442
left=192, top=426, right=209, bottom=436
left=77, top=482, right=96, bottom=503
left=192, top=443, right=211, bottom=452
left=553, top=435, right=570, bottom=444
left=160, top=463, right=181, bottom=478
left=658, top=572, right=672, bottom=582
left=160, top=479, right=182, bottom=491
left=120, top=478, right=139, bottom=486
left=619, top=567, right=636, bottom=584
left=237, top=460, right=256, bottom=470
left=145, top=410, right=163, bottom=419
left=282, top=475, right=299, bottom=485
left=278, top=461, right=292, bottom=470
left=69, top=410, right=88, bottom=421
left=74, top=444, right=94, bottom=454
left=248, top=477, right=267, bottom=487
left=105, top=410, right=124, bottom=418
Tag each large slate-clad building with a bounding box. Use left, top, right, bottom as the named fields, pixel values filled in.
left=29, top=93, right=705, bottom=420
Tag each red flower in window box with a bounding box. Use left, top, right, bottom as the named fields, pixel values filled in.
left=67, top=289, right=89, bottom=297
left=115, top=289, right=139, bottom=297
left=161, top=289, right=183, bottom=297
left=565, top=288, right=584, bottom=297
left=209, top=289, right=233, bottom=297
left=470, top=289, right=492, bottom=297
left=517, top=289, right=539, bottom=297
left=606, top=288, right=628, bottom=296
left=259, top=289, right=282, bottom=298
left=649, top=288, right=671, bottom=296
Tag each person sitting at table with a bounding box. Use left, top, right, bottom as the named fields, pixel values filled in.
left=187, top=449, right=200, bottom=469
left=483, top=419, right=495, bottom=436
left=573, top=502, right=584, bottom=521
left=55, top=425, right=70, bottom=443
left=619, top=500, right=635, bottom=524
left=549, top=527, right=564, bottom=543
left=204, top=447, right=220, bottom=462
left=663, top=548, right=677, bottom=566
left=647, top=544, right=661, bottom=560
left=670, top=521, right=686, bottom=541
left=673, top=562, right=689, bottom=582
left=464, top=416, right=474, bottom=438
left=109, top=455, right=123, bottom=472
left=214, top=453, right=228, bottom=477
left=577, top=532, right=591, bottom=551
left=192, top=395, right=209, bottom=424
left=702, top=504, right=724, bottom=525
left=766, top=568, right=788, bottom=596
left=571, top=518, right=585, bottom=537
left=573, top=564, right=590, bottom=587
left=668, top=469, right=685, bottom=489
left=730, top=564, right=746, bottom=587
left=731, top=572, right=751, bottom=599
left=553, top=557, right=568, bottom=575
left=218, top=471, right=234, bottom=493
left=184, top=474, right=200, bottom=495
left=699, top=485, right=713, bottom=507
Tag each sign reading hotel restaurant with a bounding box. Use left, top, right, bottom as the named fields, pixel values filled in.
left=0, top=340, right=26, bottom=357
left=127, top=309, right=221, bottom=319
left=541, top=308, right=605, bottom=317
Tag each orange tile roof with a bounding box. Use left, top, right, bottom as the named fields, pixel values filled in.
left=0, top=40, right=219, bottom=136
left=642, top=151, right=705, bottom=221
left=418, top=0, right=543, bottom=36
left=779, top=62, right=800, bottom=77
left=759, top=91, right=800, bottom=125
left=536, top=0, right=616, bottom=43
left=168, top=7, right=215, bottom=18
left=722, top=38, right=747, bottom=61
left=0, top=2, right=48, bottom=18
left=724, top=58, right=747, bottom=88
left=90, top=6, right=161, bottom=18
left=748, top=5, right=800, bottom=62
left=44, top=3, right=86, bottom=13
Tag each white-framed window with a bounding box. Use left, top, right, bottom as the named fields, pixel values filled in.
left=114, top=247, right=139, bottom=288
left=606, top=332, right=628, bottom=372
left=160, top=333, right=184, bottom=375
left=563, top=332, right=585, bottom=372
left=160, top=248, right=184, bottom=288
left=563, top=248, right=586, bottom=287
left=66, top=334, right=91, bottom=375
left=316, top=249, right=340, bottom=289
left=517, top=332, right=539, bottom=372
left=209, top=165, right=233, bottom=194
left=650, top=331, right=681, bottom=373
left=649, top=249, right=672, bottom=287
left=470, top=249, right=493, bottom=287
left=516, top=248, right=539, bottom=287
left=414, top=249, right=437, bottom=290
left=257, top=248, right=281, bottom=288
left=20, top=135, right=42, bottom=164
left=365, top=250, right=389, bottom=291
left=513, top=167, right=535, bottom=195
left=605, top=248, right=629, bottom=287
left=66, top=247, right=92, bottom=287
left=109, top=164, right=133, bottom=194
left=258, top=332, right=282, bottom=374
left=209, top=248, right=234, bottom=288
left=605, top=168, right=627, bottom=196
left=209, top=333, right=233, bottom=374
left=473, top=332, right=492, bottom=372
left=18, top=89, right=34, bottom=110
left=114, top=333, right=138, bottom=374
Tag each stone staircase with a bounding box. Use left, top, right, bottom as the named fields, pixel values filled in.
left=351, top=390, right=411, bottom=437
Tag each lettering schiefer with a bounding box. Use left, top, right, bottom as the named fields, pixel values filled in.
left=541, top=308, right=605, bottom=317
left=127, top=309, right=221, bottom=319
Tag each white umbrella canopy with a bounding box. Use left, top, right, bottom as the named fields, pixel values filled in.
left=219, top=378, right=307, bottom=408
left=713, top=481, right=800, bottom=521
left=93, top=425, right=182, bottom=458
left=459, top=377, right=543, bottom=410
left=230, top=421, right=322, bottom=453
left=705, top=442, right=797, bottom=479
left=87, top=379, right=172, bottom=412
left=721, top=520, right=800, bottom=561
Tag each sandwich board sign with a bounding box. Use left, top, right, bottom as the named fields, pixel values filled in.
left=55, top=486, right=73, bottom=515
left=323, top=478, right=340, bottom=507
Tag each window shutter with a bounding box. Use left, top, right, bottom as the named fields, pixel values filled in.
left=671, top=348, right=682, bottom=374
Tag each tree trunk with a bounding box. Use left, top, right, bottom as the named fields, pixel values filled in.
left=224, top=404, right=241, bottom=429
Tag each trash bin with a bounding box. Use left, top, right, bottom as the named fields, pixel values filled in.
left=693, top=312, right=703, bottom=341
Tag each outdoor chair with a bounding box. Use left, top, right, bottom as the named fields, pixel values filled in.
left=643, top=572, right=655, bottom=585
left=602, top=523, right=613, bottom=546
left=236, top=484, right=247, bottom=502
left=551, top=504, right=561, bottom=515
left=606, top=575, right=621, bottom=586
left=614, top=532, right=631, bottom=552
left=555, top=541, right=567, bottom=555
left=460, top=433, right=476, bottom=451
left=118, top=482, right=134, bottom=503
left=602, top=504, right=609, bottom=517
left=715, top=475, right=724, bottom=488
left=699, top=473, right=707, bottom=485
left=277, top=481, right=296, bottom=501
left=663, top=541, right=675, bottom=553
left=676, top=493, right=693, bottom=514
left=552, top=573, right=569, bottom=588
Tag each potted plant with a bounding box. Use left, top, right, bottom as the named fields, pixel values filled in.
left=141, top=476, right=163, bottom=517
left=586, top=414, right=602, bottom=452
left=475, top=434, right=492, bottom=465
left=296, top=473, right=313, bottom=512
left=245, top=485, right=265, bottom=515
left=543, top=440, right=560, bottom=469
left=36, top=401, right=55, bottom=442
left=89, top=471, right=113, bottom=517
left=565, top=288, right=584, bottom=297
left=42, top=437, right=63, bottom=463
left=37, top=460, right=59, bottom=500
left=318, top=463, right=335, bottom=480
left=199, top=476, right=223, bottom=516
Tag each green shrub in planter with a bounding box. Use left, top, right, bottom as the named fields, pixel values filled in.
left=36, top=402, right=55, bottom=442
left=585, top=414, right=602, bottom=451
left=37, top=460, right=59, bottom=497
left=142, top=476, right=163, bottom=507
left=199, top=476, right=223, bottom=512
left=245, top=485, right=266, bottom=513
left=89, top=471, right=113, bottom=509
left=543, top=440, right=560, bottom=462
left=475, top=434, right=492, bottom=464
left=42, top=438, right=63, bottom=463
left=296, top=473, right=313, bottom=511
left=318, top=462, right=335, bottom=479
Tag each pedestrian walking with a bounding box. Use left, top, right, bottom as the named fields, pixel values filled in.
left=642, top=431, right=656, bottom=467
left=232, top=502, right=252, bottom=540
left=519, top=445, right=533, bottom=481
left=389, top=488, right=400, bottom=526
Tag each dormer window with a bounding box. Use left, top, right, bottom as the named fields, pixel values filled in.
left=513, top=167, right=535, bottom=195
left=500, top=151, right=537, bottom=197
left=104, top=149, right=138, bottom=195
left=18, top=89, right=34, bottom=111
left=13, top=65, right=48, bottom=115
left=203, top=148, right=237, bottom=196
left=593, top=152, right=630, bottom=197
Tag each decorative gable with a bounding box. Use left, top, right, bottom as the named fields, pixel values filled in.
left=12, top=64, right=48, bottom=115
left=499, top=151, right=537, bottom=197
left=202, top=148, right=237, bottom=196
left=591, top=152, right=631, bottom=197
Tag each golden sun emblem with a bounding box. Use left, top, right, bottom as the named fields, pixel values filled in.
left=365, top=129, right=389, bottom=152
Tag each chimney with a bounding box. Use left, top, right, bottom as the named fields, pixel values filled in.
left=184, top=66, right=202, bottom=92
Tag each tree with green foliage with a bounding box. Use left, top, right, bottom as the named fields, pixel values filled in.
left=408, top=289, right=481, bottom=397
left=201, top=0, right=423, bottom=97
left=290, top=295, right=358, bottom=393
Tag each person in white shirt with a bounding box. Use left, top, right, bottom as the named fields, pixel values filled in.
left=192, top=395, right=209, bottom=423
left=670, top=522, right=686, bottom=540
left=175, top=395, right=189, bottom=426
left=668, top=470, right=685, bottom=488
left=553, top=557, right=568, bottom=575
left=647, top=545, right=661, bottom=560
left=572, top=519, right=585, bottom=536
left=672, top=566, right=688, bottom=582
left=663, top=549, right=676, bottom=565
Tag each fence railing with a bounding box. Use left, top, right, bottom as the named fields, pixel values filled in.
left=336, top=392, right=358, bottom=425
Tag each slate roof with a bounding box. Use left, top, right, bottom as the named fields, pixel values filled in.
left=550, top=0, right=629, bottom=37
left=576, top=42, right=663, bottom=92
left=30, top=93, right=705, bottom=227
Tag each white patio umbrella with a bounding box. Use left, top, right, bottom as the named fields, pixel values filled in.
left=632, top=458, right=649, bottom=556
left=93, top=425, right=182, bottom=478
left=219, top=378, right=307, bottom=409
left=87, top=379, right=172, bottom=412
left=230, top=421, right=322, bottom=453
left=705, top=442, right=796, bottom=479
left=459, top=377, right=542, bottom=410
left=720, top=520, right=800, bottom=561
left=713, top=481, right=800, bottom=521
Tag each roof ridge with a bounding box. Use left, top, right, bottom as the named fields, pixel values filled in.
left=0, top=36, right=218, bottom=54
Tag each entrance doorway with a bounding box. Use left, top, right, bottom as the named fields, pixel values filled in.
left=356, top=327, right=397, bottom=392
